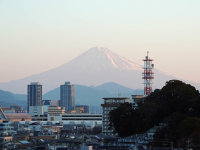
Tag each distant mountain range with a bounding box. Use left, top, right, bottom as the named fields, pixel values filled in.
left=0, top=89, right=27, bottom=107
left=0, top=82, right=143, bottom=108
left=43, top=82, right=143, bottom=106
left=0, top=47, right=186, bottom=94
left=0, top=46, right=199, bottom=95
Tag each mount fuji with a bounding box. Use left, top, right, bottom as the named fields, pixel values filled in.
left=0, top=47, right=194, bottom=94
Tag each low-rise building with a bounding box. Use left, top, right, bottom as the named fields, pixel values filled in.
left=62, top=113, right=102, bottom=121
left=31, top=115, right=47, bottom=121
left=132, top=95, right=144, bottom=104
left=29, top=106, right=44, bottom=117
left=75, top=105, right=89, bottom=114
left=43, top=100, right=59, bottom=115
left=5, top=113, right=31, bottom=122
left=48, top=106, right=65, bottom=121
left=0, top=132, right=13, bottom=148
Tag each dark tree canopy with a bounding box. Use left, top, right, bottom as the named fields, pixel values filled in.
left=109, top=80, right=200, bottom=146
left=109, top=103, right=135, bottom=137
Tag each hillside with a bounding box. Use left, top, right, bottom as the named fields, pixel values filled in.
left=0, top=90, right=26, bottom=107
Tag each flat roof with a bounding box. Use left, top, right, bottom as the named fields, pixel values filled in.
left=103, top=97, right=130, bottom=100
left=5, top=113, right=31, bottom=119
left=30, top=82, right=41, bottom=85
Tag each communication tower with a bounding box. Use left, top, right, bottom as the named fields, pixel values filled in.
left=143, top=51, right=154, bottom=96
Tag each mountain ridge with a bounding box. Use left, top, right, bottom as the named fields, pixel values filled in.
left=0, top=46, right=197, bottom=94
left=0, top=82, right=143, bottom=108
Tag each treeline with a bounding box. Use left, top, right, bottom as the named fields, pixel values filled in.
left=109, top=80, right=200, bottom=147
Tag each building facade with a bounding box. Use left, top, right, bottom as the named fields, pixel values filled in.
left=101, top=97, right=130, bottom=135
left=43, top=100, right=59, bottom=115
left=61, top=113, right=102, bottom=121
left=29, top=106, right=44, bottom=116
left=4, top=113, right=31, bottom=122
left=75, top=105, right=89, bottom=114
left=27, top=82, right=42, bottom=112
left=0, top=121, right=15, bottom=135
left=48, top=106, right=65, bottom=121
left=60, top=82, right=75, bottom=112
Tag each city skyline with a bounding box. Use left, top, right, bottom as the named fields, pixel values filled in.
left=0, top=0, right=200, bottom=84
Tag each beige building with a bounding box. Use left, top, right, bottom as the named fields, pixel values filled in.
left=48, top=106, right=65, bottom=121
left=5, top=113, right=32, bottom=122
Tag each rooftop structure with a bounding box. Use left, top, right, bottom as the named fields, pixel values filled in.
left=30, top=82, right=41, bottom=85
left=0, top=106, right=7, bottom=120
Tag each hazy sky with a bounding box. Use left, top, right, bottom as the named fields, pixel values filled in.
left=0, top=0, right=200, bottom=83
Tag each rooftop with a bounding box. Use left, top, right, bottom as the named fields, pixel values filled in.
left=103, top=97, right=130, bottom=100
left=30, top=82, right=41, bottom=85
left=5, top=113, right=31, bottom=120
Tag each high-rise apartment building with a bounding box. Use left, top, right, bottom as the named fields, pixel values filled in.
left=101, top=97, right=130, bottom=135
left=27, top=82, right=42, bottom=112
left=60, top=82, right=75, bottom=112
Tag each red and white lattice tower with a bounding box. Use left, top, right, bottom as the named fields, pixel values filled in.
left=143, top=51, right=154, bottom=96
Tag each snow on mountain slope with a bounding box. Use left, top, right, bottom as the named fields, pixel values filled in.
left=56, top=47, right=142, bottom=72
left=0, top=47, right=191, bottom=94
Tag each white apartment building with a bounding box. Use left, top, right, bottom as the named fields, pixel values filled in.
left=29, top=106, right=44, bottom=116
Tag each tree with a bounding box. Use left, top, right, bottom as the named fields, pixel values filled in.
left=109, top=80, right=200, bottom=146
left=109, top=103, right=134, bottom=137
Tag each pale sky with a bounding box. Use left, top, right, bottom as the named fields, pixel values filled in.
left=0, top=0, right=200, bottom=83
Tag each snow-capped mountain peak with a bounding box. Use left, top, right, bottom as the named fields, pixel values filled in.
left=0, top=46, right=181, bottom=93
left=68, top=47, right=142, bottom=71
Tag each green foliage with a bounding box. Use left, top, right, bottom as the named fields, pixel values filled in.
left=109, top=80, right=200, bottom=146
left=109, top=103, right=135, bottom=137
